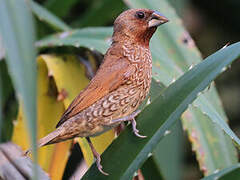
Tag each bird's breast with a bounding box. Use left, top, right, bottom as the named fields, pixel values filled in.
left=105, top=42, right=153, bottom=118
left=69, top=43, right=153, bottom=137
left=122, top=43, right=152, bottom=90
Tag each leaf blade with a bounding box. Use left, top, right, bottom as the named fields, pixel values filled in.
left=0, top=0, right=37, bottom=164
left=126, top=0, right=238, bottom=174
left=82, top=42, right=240, bottom=179
left=39, top=54, right=115, bottom=171
left=30, top=1, right=71, bottom=31
left=36, top=27, right=112, bottom=53
left=202, top=163, right=240, bottom=180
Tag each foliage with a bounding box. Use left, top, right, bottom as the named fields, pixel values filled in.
left=0, top=1, right=38, bottom=178
left=0, top=0, right=240, bottom=179
left=82, top=42, right=240, bottom=179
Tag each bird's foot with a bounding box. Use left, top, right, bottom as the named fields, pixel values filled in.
left=131, top=117, right=146, bottom=138
left=86, top=137, right=109, bottom=175
left=95, top=151, right=109, bottom=176
left=111, top=110, right=146, bottom=138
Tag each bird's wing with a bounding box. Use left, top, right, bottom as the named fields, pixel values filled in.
left=56, top=58, right=135, bottom=127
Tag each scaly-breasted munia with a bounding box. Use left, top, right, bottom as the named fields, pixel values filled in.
left=27, top=9, right=168, bottom=175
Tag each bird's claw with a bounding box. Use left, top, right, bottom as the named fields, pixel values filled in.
left=131, top=117, right=147, bottom=138
left=110, top=110, right=146, bottom=138
left=133, top=130, right=147, bottom=138
left=96, top=155, right=109, bottom=176
left=87, top=137, right=109, bottom=175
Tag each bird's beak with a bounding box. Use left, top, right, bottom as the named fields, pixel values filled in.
left=148, top=11, right=169, bottom=28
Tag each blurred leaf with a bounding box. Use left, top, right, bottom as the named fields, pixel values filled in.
left=126, top=0, right=238, bottom=175
left=29, top=1, right=71, bottom=31
left=82, top=42, right=240, bottom=179
left=38, top=55, right=115, bottom=172
left=35, top=58, right=69, bottom=180
left=36, top=1, right=239, bottom=175
left=12, top=54, right=113, bottom=179
left=37, top=24, right=240, bottom=163
left=0, top=36, right=4, bottom=60
left=36, top=27, right=112, bottom=54
left=0, top=68, right=2, bottom=141
left=0, top=61, right=13, bottom=106
left=0, top=142, right=50, bottom=180
left=0, top=61, right=17, bottom=142
left=192, top=95, right=240, bottom=148
left=202, top=164, right=240, bottom=180
left=38, top=54, right=88, bottom=179
left=182, top=106, right=237, bottom=175
left=168, top=0, right=187, bottom=16
left=0, top=0, right=37, bottom=167
left=39, top=55, right=89, bottom=106
left=44, top=0, right=79, bottom=18
left=72, top=0, right=126, bottom=27
left=12, top=57, right=67, bottom=180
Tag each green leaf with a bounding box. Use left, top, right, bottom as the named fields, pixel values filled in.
left=126, top=0, right=238, bottom=175
left=35, top=2, right=238, bottom=174
left=36, top=27, right=112, bottom=53
left=141, top=121, right=183, bottom=180
left=29, top=1, right=71, bottom=31
left=0, top=61, right=17, bottom=142
left=36, top=25, right=239, bottom=175
left=193, top=96, right=240, bottom=148
left=0, top=36, right=4, bottom=60
left=82, top=42, right=240, bottom=179
left=141, top=156, right=164, bottom=180
left=144, top=80, right=184, bottom=180
left=0, top=67, right=2, bottom=141
left=0, top=61, right=14, bottom=115
left=183, top=106, right=236, bottom=174
left=0, top=0, right=37, bottom=171
left=202, top=164, right=240, bottom=180
left=44, top=0, right=79, bottom=18
left=152, top=121, right=183, bottom=180
left=72, top=0, right=126, bottom=27
left=167, top=0, right=187, bottom=16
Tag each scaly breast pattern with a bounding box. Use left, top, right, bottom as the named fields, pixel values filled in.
left=67, top=43, right=152, bottom=137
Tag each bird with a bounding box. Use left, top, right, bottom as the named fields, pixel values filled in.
left=26, top=9, right=168, bottom=175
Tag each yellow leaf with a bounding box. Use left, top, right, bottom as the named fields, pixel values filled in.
left=40, top=54, right=89, bottom=107
left=12, top=54, right=115, bottom=179
left=12, top=107, right=30, bottom=149
left=40, top=55, right=115, bottom=166
left=48, top=141, right=71, bottom=179
left=12, top=58, right=67, bottom=176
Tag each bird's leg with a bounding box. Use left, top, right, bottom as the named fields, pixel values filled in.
left=86, top=137, right=109, bottom=175
left=114, top=123, right=125, bottom=136
left=110, top=110, right=146, bottom=138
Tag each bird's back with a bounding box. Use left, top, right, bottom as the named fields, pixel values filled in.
left=57, top=41, right=152, bottom=138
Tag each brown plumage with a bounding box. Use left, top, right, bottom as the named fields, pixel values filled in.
left=31, top=9, right=168, bottom=175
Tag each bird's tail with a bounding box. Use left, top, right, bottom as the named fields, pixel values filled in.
left=24, top=129, right=62, bottom=155
left=38, top=129, right=62, bottom=147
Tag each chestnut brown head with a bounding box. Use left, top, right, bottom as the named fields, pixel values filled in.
left=113, top=9, right=169, bottom=44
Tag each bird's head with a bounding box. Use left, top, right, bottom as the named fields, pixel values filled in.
left=113, top=9, right=169, bottom=45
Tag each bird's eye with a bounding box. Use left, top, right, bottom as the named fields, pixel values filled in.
left=136, top=11, right=145, bottom=19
